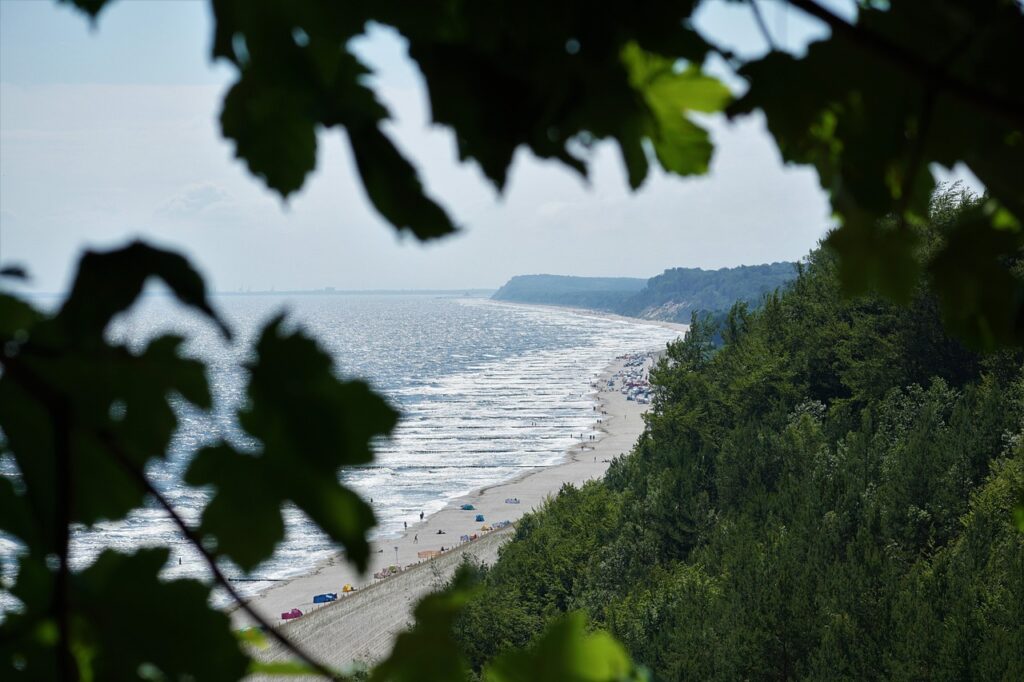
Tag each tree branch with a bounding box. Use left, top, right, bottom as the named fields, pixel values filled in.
left=784, top=0, right=1024, bottom=127
left=53, top=400, right=75, bottom=682
left=102, top=437, right=347, bottom=681
left=748, top=0, right=778, bottom=52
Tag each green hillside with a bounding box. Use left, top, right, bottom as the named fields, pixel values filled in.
left=492, top=264, right=796, bottom=322
left=453, top=197, right=1024, bottom=680
left=491, top=274, right=647, bottom=311
left=620, top=262, right=797, bottom=321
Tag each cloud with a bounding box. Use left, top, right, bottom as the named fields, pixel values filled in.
left=156, top=183, right=231, bottom=221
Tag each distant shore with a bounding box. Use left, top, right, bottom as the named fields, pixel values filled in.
left=239, top=340, right=677, bottom=672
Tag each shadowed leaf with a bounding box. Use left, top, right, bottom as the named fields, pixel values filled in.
left=187, top=316, right=398, bottom=572
left=348, top=126, right=457, bottom=240
left=74, top=549, right=249, bottom=680
left=58, top=241, right=229, bottom=341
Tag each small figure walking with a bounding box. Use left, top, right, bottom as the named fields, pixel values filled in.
left=404, top=521, right=408, bottom=530
left=414, top=534, right=418, bottom=543
left=420, top=511, right=424, bottom=521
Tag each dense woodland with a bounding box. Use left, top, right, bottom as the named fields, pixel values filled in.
left=492, top=264, right=796, bottom=322
left=453, top=192, right=1024, bottom=680
left=491, top=275, right=648, bottom=312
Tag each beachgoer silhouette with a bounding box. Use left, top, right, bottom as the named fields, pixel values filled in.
left=414, top=534, right=418, bottom=543
left=420, top=511, right=424, bottom=521
left=404, top=521, right=407, bottom=530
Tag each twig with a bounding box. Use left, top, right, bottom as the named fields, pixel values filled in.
left=103, top=437, right=345, bottom=681
left=748, top=0, right=778, bottom=52
left=784, top=0, right=1024, bottom=127
left=897, top=86, right=937, bottom=222
left=53, top=400, right=75, bottom=682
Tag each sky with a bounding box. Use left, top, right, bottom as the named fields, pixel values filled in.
left=0, top=0, right=975, bottom=293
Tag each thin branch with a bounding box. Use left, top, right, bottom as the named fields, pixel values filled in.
left=897, top=86, right=937, bottom=222
left=748, top=0, right=778, bottom=52
left=53, top=400, right=75, bottom=682
left=102, top=437, right=347, bottom=681
left=784, top=0, right=1024, bottom=127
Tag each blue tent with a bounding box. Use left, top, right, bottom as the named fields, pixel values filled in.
left=460, top=503, right=476, bottom=510
left=312, top=593, right=337, bottom=604
left=475, top=514, right=485, bottom=522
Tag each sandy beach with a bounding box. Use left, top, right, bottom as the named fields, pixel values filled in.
left=238, top=326, right=682, bottom=671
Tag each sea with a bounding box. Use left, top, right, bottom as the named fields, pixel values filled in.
left=1, top=293, right=681, bottom=605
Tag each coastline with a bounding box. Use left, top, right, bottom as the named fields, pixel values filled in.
left=238, top=348, right=669, bottom=670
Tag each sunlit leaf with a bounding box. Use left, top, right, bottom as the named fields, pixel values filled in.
left=484, top=612, right=636, bottom=682
left=370, top=567, right=479, bottom=682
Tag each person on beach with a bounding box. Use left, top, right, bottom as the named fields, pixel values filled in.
left=414, top=534, right=418, bottom=543
left=404, top=521, right=407, bottom=530
left=420, top=511, right=424, bottom=521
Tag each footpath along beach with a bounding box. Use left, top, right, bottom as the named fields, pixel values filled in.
left=238, top=341, right=679, bottom=672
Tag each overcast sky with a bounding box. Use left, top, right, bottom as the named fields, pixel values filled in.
left=0, top=0, right=975, bottom=293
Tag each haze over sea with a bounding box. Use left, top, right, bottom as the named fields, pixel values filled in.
left=2, top=294, right=679, bottom=600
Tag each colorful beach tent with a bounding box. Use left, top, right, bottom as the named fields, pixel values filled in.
left=312, top=593, right=337, bottom=604
left=342, top=584, right=355, bottom=593
left=475, top=514, right=485, bottom=522
left=281, top=608, right=303, bottom=620
left=460, top=503, right=475, bottom=510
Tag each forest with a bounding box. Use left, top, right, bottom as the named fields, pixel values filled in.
left=452, top=190, right=1024, bottom=680
left=492, top=263, right=796, bottom=322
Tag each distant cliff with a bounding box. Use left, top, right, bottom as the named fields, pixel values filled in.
left=492, top=263, right=797, bottom=322
left=491, top=274, right=647, bottom=311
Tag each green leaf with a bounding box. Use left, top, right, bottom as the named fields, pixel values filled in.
left=220, top=73, right=318, bottom=198
left=186, top=316, right=398, bottom=572
left=0, top=293, right=42, bottom=340
left=0, top=555, right=58, bottom=680
left=0, top=332, right=213, bottom=533
left=0, top=265, right=28, bottom=280
left=73, top=548, right=249, bottom=680
left=622, top=43, right=728, bottom=181
left=58, top=0, right=112, bottom=19
left=186, top=444, right=287, bottom=571
left=823, top=219, right=922, bottom=302
left=371, top=567, right=479, bottom=682
left=927, top=205, right=1024, bottom=350
left=347, top=126, right=458, bottom=240
left=0, top=477, right=37, bottom=549
left=484, top=612, right=636, bottom=682
left=248, top=660, right=323, bottom=676
left=58, top=241, right=229, bottom=342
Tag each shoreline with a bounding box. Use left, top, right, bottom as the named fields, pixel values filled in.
left=237, top=348, right=669, bottom=669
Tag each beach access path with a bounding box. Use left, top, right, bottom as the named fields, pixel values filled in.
left=239, top=349, right=671, bottom=674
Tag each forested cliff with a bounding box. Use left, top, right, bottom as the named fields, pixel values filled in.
left=454, top=197, right=1024, bottom=680
left=493, top=263, right=796, bottom=322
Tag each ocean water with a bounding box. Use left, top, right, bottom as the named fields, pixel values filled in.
left=1, top=294, right=680, bottom=603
